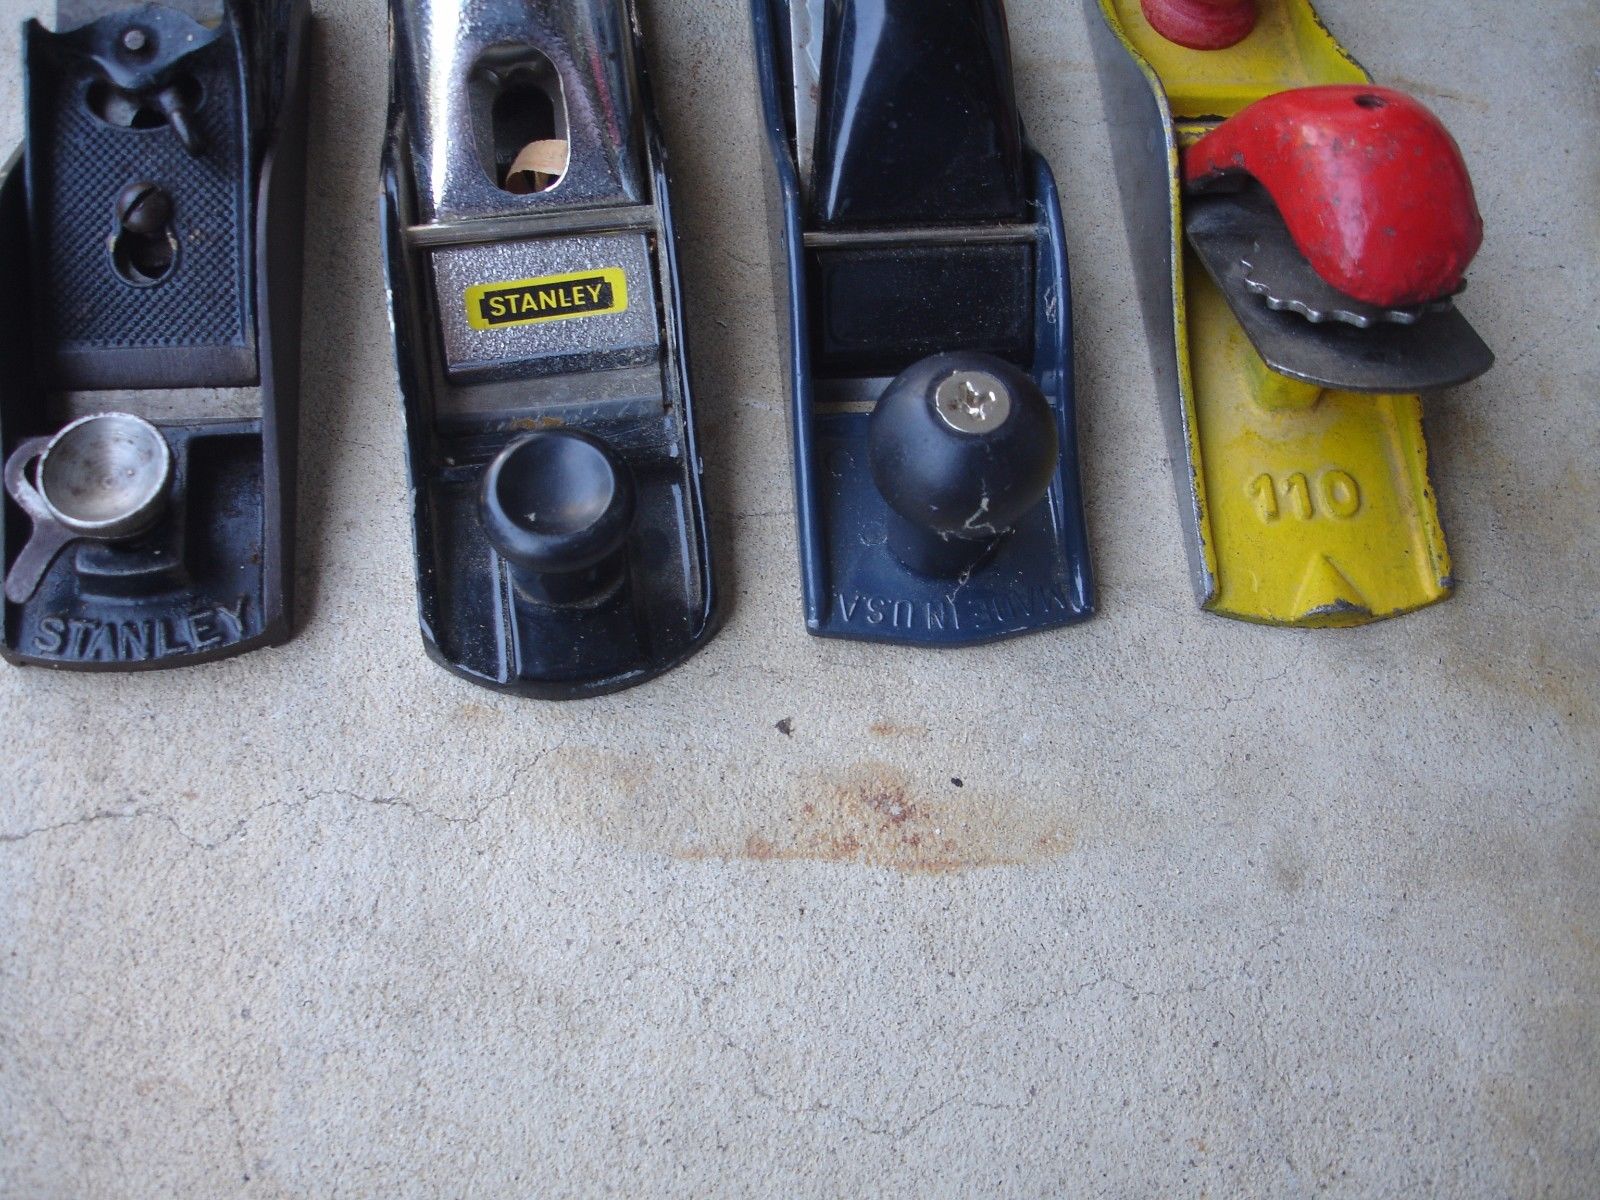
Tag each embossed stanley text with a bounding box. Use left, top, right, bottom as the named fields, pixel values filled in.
left=30, top=597, right=252, bottom=662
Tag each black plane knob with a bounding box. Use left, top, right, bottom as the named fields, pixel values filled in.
left=869, top=352, right=1059, bottom=577
left=479, top=430, right=636, bottom=605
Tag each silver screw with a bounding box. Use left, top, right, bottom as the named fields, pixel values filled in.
left=934, top=370, right=1012, bottom=435
left=121, top=28, right=149, bottom=53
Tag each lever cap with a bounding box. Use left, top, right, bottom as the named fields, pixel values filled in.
left=1184, top=85, right=1484, bottom=308
left=479, top=431, right=635, bottom=600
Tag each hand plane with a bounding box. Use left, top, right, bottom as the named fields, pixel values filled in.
left=0, top=0, right=310, bottom=669
left=382, top=0, right=721, bottom=699
left=749, top=0, right=1094, bottom=645
left=1087, top=0, right=1494, bottom=627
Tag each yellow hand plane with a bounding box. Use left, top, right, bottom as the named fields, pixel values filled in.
left=1087, top=0, right=1494, bottom=627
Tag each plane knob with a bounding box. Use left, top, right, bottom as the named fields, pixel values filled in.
left=869, top=352, right=1059, bottom=577
left=479, top=430, right=636, bottom=605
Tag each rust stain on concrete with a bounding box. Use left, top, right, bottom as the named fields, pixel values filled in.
left=533, top=750, right=1077, bottom=874
left=679, top=762, right=1076, bottom=874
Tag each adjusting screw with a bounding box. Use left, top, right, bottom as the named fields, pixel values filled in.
left=115, top=182, right=172, bottom=236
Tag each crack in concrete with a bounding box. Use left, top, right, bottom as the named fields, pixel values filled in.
left=1144, top=667, right=1295, bottom=721
left=304, top=790, right=498, bottom=827
left=732, top=1030, right=1051, bottom=1136
left=1, top=750, right=552, bottom=850
left=301, top=749, right=549, bottom=827
left=719, top=1034, right=960, bottom=1140
left=1473, top=578, right=1598, bottom=625
left=977, top=928, right=1292, bottom=1037
left=0, top=799, right=293, bottom=851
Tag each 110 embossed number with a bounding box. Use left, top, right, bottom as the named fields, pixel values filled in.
left=1249, top=471, right=1363, bottom=523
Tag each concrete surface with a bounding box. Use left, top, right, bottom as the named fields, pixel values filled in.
left=1, top=0, right=1596, bottom=1195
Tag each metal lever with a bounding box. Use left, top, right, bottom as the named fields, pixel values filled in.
left=3, top=439, right=72, bottom=606
left=153, top=80, right=205, bottom=155
left=3, top=415, right=172, bottom=605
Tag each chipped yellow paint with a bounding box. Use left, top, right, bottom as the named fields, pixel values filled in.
left=1100, top=0, right=1455, bottom=626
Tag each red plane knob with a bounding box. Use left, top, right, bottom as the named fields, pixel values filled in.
left=1183, top=85, right=1484, bottom=308
left=1142, top=0, right=1258, bottom=51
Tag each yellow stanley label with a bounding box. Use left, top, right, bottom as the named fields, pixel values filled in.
left=465, top=267, right=628, bottom=331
